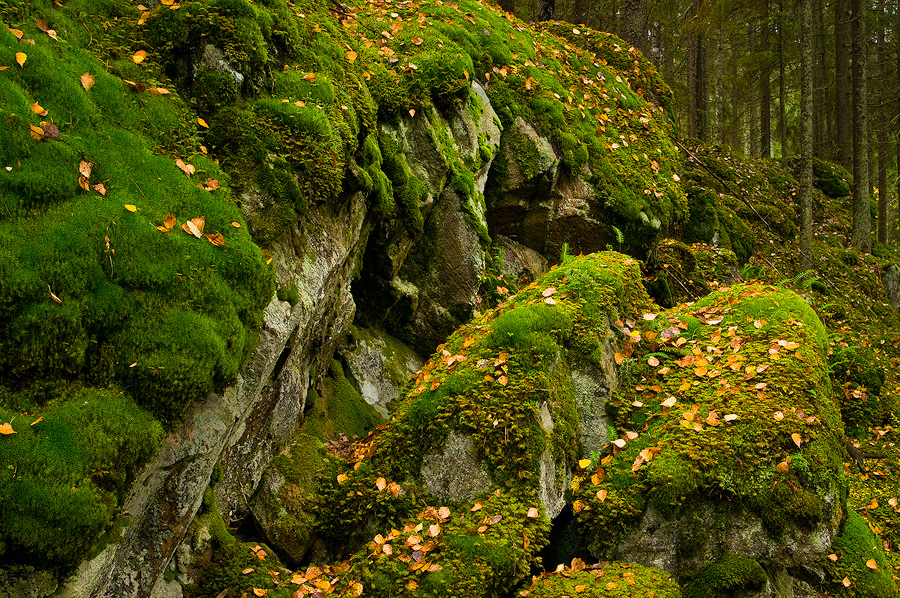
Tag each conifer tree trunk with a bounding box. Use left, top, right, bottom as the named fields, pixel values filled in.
left=799, top=0, right=814, bottom=271
left=688, top=0, right=707, bottom=140
left=835, top=0, right=852, bottom=169
left=851, top=0, right=872, bottom=252
left=760, top=0, right=771, bottom=158
left=538, top=0, right=555, bottom=21
left=813, top=0, right=826, bottom=156
left=622, top=0, right=649, bottom=57
left=877, top=0, right=887, bottom=245
left=778, top=0, right=787, bottom=161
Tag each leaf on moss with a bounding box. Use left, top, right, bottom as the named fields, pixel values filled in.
left=15, top=52, right=26, bottom=67
left=0, top=422, right=16, bottom=435
left=866, top=559, right=878, bottom=570
left=175, top=158, right=195, bottom=176
left=132, top=50, right=147, bottom=63
left=182, top=216, right=205, bottom=238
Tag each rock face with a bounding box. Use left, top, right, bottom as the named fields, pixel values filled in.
left=55, top=191, right=370, bottom=598
left=339, top=327, right=423, bottom=418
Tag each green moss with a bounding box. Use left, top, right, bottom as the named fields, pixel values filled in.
left=812, top=158, right=852, bottom=198
left=0, top=386, right=163, bottom=566
left=683, top=555, right=766, bottom=598
left=521, top=561, right=681, bottom=598
left=276, top=282, right=300, bottom=306
left=824, top=511, right=897, bottom=597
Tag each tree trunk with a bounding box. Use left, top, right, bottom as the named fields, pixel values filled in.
left=687, top=0, right=707, bottom=140
left=851, top=0, right=871, bottom=252
left=813, top=0, right=826, bottom=156
left=538, top=0, right=555, bottom=22
left=622, top=0, right=649, bottom=57
left=760, top=0, right=771, bottom=158
left=778, top=0, right=787, bottom=161
left=799, top=0, right=814, bottom=271
left=877, top=0, right=887, bottom=245
left=835, top=0, right=852, bottom=170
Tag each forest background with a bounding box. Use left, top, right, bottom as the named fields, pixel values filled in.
left=507, top=0, right=893, bottom=255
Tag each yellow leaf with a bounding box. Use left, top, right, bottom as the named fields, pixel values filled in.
left=197, top=117, right=209, bottom=128
left=866, top=559, right=878, bottom=570
left=791, top=433, right=802, bottom=448
left=15, top=52, right=26, bottom=67
left=336, top=473, right=348, bottom=484
left=30, top=102, right=47, bottom=116
left=48, top=284, right=63, bottom=305
left=0, top=422, right=16, bottom=435
left=578, top=458, right=592, bottom=469
left=614, top=352, right=624, bottom=364
left=124, top=204, right=137, bottom=212
left=597, top=489, right=608, bottom=502
left=407, top=580, right=419, bottom=590
left=132, top=50, right=147, bottom=63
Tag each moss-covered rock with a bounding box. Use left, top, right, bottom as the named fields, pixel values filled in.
left=823, top=511, right=897, bottom=597
left=520, top=560, right=682, bottom=598
left=571, top=283, right=845, bottom=590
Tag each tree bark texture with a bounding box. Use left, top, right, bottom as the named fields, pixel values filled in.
left=851, top=0, right=872, bottom=252
left=799, top=0, right=814, bottom=272
left=835, top=0, right=852, bottom=170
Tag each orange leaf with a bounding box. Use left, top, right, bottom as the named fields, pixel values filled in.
left=252, top=588, right=267, bottom=597
left=204, top=178, right=219, bottom=191
left=9, top=28, right=23, bottom=39
left=197, top=117, right=209, bottom=128
left=79, top=160, right=92, bottom=178
left=597, top=489, right=608, bottom=502
left=231, top=221, right=241, bottom=228
left=78, top=175, right=91, bottom=191
left=0, top=422, right=16, bottom=435
left=842, top=577, right=851, bottom=587
left=498, top=375, right=508, bottom=386
left=791, top=433, right=802, bottom=448
left=204, top=232, right=226, bottom=246
left=175, top=158, right=194, bottom=176
left=346, top=50, right=358, bottom=63
left=866, top=559, right=878, bottom=570
left=132, top=50, right=147, bottom=63
left=827, top=554, right=838, bottom=561
left=614, top=352, right=624, bottom=364
left=93, top=182, right=107, bottom=195
left=526, top=507, right=539, bottom=518
left=375, top=477, right=386, bottom=491
left=438, top=506, right=450, bottom=519
left=164, top=214, right=176, bottom=230
left=30, top=102, right=47, bottom=116
left=30, top=416, right=43, bottom=425
left=15, top=52, right=26, bottom=67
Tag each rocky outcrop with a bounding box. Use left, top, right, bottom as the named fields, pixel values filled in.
left=55, top=190, right=370, bottom=598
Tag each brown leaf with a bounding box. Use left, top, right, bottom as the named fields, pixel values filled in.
left=181, top=216, right=205, bottom=238
left=78, top=175, right=91, bottom=191
left=485, top=514, right=502, bottom=525
left=9, top=28, right=23, bottom=40
left=204, top=178, right=219, bottom=191
left=204, top=232, right=226, bottom=246
left=498, top=375, right=508, bottom=386
left=164, top=214, right=176, bottom=230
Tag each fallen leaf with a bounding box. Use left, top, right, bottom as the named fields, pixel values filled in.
left=164, top=214, right=176, bottom=230
left=661, top=397, right=677, bottom=408
left=197, top=117, right=209, bottom=128
left=124, top=204, right=137, bottom=212
left=30, top=102, right=47, bottom=116
left=827, top=554, right=838, bottom=561
left=205, top=178, right=219, bottom=191
left=252, top=588, right=267, bottom=597
left=648, top=356, right=659, bottom=366
left=231, top=221, right=241, bottom=228
left=597, top=489, right=608, bottom=502
left=438, top=506, right=450, bottom=519
left=174, top=158, right=194, bottom=176
left=93, top=183, right=107, bottom=195
left=346, top=50, right=358, bottom=62
left=791, top=433, right=802, bottom=448
left=15, top=52, right=26, bottom=67
left=866, top=559, right=878, bottom=570
left=30, top=416, right=43, bottom=425
left=0, top=423, right=15, bottom=435
left=611, top=438, right=626, bottom=449
left=614, top=352, right=624, bottom=364
left=526, top=507, right=539, bottom=518
left=79, top=160, right=93, bottom=178
left=724, top=414, right=738, bottom=422
left=48, top=284, right=63, bottom=305
left=376, top=477, right=386, bottom=491
left=498, top=375, right=508, bottom=386
left=842, top=577, right=851, bottom=587
left=336, top=473, right=348, bottom=484
left=242, top=568, right=254, bottom=574
left=204, top=232, right=226, bottom=246
left=471, top=502, right=483, bottom=512
left=428, top=524, right=440, bottom=537
left=578, top=458, right=592, bottom=469
left=776, top=461, right=790, bottom=473
left=132, top=50, right=147, bottom=63
left=773, top=411, right=784, bottom=421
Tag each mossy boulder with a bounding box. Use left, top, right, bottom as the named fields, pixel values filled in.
left=648, top=240, right=741, bottom=308
left=570, top=283, right=846, bottom=592
left=823, top=511, right=897, bottom=597
left=520, top=560, right=681, bottom=598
